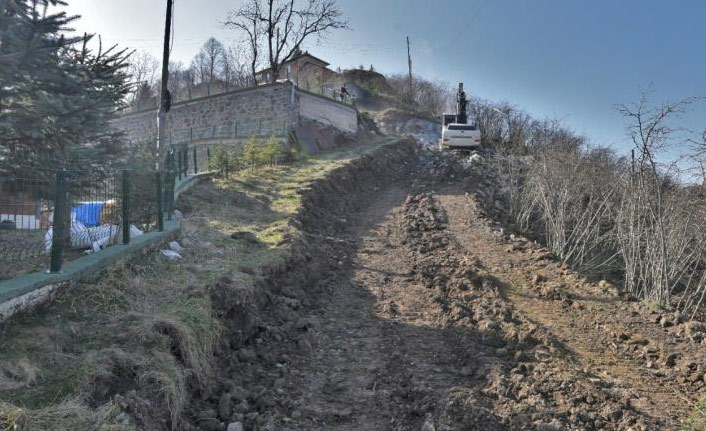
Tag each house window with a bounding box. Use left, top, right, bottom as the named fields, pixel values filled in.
left=266, top=72, right=270, bottom=83
left=286, top=64, right=291, bottom=78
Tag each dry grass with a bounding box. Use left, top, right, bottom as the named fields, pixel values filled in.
left=0, top=136, right=394, bottom=430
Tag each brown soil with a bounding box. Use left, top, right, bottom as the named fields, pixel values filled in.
left=183, top=147, right=705, bottom=430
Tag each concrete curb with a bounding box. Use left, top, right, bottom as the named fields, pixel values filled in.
left=175, top=171, right=215, bottom=201
left=0, top=221, right=180, bottom=322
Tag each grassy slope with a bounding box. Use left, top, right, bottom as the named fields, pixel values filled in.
left=0, top=136, right=394, bottom=431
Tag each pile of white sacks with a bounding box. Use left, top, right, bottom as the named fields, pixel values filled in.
left=43, top=215, right=143, bottom=254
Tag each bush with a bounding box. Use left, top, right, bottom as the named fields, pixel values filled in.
left=481, top=91, right=706, bottom=315
left=386, top=74, right=453, bottom=114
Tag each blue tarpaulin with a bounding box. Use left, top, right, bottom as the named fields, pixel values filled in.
left=72, top=202, right=104, bottom=227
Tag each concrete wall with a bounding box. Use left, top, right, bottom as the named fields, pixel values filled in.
left=297, top=90, right=358, bottom=134
left=112, top=82, right=358, bottom=145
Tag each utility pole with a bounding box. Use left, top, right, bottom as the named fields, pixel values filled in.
left=156, top=0, right=174, bottom=170
left=406, top=36, right=413, bottom=97
left=631, top=149, right=635, bottom=174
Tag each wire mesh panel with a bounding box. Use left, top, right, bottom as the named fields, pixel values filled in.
left=127, top=170, right=160, bottom=231
left=0, top=138, right=225, bottom=280
left=64, top=167, right=123, bottom=259
left=0, top=175, right=55, bottom=279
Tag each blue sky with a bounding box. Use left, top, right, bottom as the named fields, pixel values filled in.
left=63, top=0, right=706, bottom=159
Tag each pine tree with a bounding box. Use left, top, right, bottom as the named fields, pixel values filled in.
left=242, top=135, right=260, bottom=170
left=263, top=134, right=282, bottom=166
left=0, top=0, right=132, bottom=174
left=229, top=146, right=242, bottom=173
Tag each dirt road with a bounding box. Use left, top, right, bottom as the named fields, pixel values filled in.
left=199, top=150, right=706, bottom=431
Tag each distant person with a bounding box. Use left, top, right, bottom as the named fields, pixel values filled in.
left=339, top=84, right=350, bottom=102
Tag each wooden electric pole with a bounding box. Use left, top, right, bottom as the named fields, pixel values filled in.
left=157, top=0, right=174, bottom=170
left=407, top=36, right=413, bottom=96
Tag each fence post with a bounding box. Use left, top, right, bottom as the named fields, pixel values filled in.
left=156, top=171, right=164, bottom=232
left=49, top=171, right=67, bottom=273
left=207, top=146, right=211, bottom=165
left=224, top=146, right=229, bottom=178
left=166, top=150, right=175, bottom=221
left=177, top=149, right=182, bottom=180
left=212, top=125, right=216, bottom=139
left=259, top=119, right=262, bottom=135
left=122, top=170, right=131, bottom=245
left=234, top=121, right=238, bottom=137
left=183, top=148, right=189, bottom=175
left=193, top=147, right=198, bottom=174
left=190, top=127, right=193, bottom=142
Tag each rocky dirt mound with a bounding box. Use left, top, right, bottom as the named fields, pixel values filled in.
left=374, top=108, right=440, bottom=147
left=398, top=191, right=652, bottom=431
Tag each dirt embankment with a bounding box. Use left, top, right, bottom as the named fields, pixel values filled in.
left=180, top=139, right=421, bottom=430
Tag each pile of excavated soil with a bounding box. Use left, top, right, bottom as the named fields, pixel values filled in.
left=373, top=108, right=440, bottom=147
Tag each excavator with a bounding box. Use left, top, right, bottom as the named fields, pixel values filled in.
left=440, top=83, right=481, bottom=150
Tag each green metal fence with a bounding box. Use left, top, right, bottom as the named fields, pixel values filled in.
left=0, top=146, right=210, bottom=280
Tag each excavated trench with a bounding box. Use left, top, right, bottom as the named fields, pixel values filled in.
left=180, top=141, right=694, bottom=431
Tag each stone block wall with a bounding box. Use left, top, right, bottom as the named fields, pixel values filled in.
left=112, top=81, right=358, bottom=146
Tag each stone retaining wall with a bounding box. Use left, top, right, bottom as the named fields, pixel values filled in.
left=112, top=82, right=358, bottom=145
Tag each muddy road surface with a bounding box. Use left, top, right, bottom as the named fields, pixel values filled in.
left=193, top=149, right=701, bottom=431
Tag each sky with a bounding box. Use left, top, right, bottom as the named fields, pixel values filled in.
left=62, top=0, right=706, bottom=160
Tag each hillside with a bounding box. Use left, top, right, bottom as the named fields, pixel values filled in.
left=343, top=69, right=442, bottom=146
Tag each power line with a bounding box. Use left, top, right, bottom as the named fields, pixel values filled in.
left=169, top=0, right=175, bottom=56
left=438, top=0, right=490, bottom=53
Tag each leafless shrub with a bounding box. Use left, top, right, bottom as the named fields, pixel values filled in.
left=489, top=137, right=624, bottom=276
left=616, top=91, right=706, bottom=310
left=386, top=74, right=454, bottom=114
left=483, top=90, right=706, bottom=313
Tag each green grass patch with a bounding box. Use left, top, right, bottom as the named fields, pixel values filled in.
left=684, top=393, right=706, bottom=431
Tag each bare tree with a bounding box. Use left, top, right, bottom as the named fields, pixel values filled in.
left=221, top=45, right=248, bottom=91
left=127, top=50, right=159, bottom=103
left=225, top=0, right=347, bottom=84
left=224, top=0, right=262, bottom=85
left=191, top=37, right=225, bottom=94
